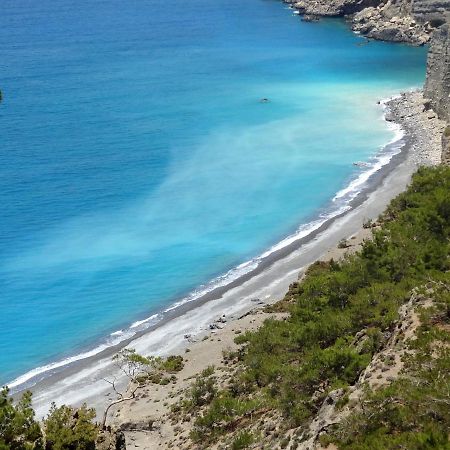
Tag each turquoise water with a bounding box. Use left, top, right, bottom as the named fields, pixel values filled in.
left=0, top=0, right=426, bottom=385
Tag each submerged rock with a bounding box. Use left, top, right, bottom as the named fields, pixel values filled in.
left=302, top=14, right=320, bottom=22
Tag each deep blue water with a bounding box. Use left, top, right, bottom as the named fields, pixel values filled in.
left=0, top=0, right=427, bottom=384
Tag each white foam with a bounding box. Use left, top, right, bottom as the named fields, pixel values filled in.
left=130, top=314, right=159, bottom=329
left=333, top=97, right=406, bottom=204
left=9, top=343, right=113, bottom=389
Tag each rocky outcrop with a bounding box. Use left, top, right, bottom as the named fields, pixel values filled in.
left=96, top=429, right=126, bottom=450
left=352, top=2, right=432, bottom=45
left=350, top=0, right=450, bottom=45
left=285, top=0, right=382, bottom=17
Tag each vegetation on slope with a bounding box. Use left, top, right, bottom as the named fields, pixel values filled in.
left=322, top=286, right=450, bottom=449
left=0, top=389, right=99, bottom=450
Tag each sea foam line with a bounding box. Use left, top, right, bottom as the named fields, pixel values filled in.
left=8, top=95, right=407, bottom=392
left=333, top=95, right=405, bottom=204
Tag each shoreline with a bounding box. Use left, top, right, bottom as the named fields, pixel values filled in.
left=7, top=95, right=401, bottom=393
left=18, top=90, right=444, bottom=419
left=6, top=96, right=403, bottom=394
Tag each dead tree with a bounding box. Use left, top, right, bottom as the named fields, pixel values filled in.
left=102, top=349, right=161, bottom=429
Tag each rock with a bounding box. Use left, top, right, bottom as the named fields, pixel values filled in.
left=302, top=14, right=320, bottom=22
left=289, top=0, right=381, bottom=17
left=119, top=418, right=157, bottom=432
left=96, top=429, right=126, bottom=450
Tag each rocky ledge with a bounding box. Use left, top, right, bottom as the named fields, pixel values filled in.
left=285, top=0, right=381, bottom=17
left=352, top=5, right=431, bottom=45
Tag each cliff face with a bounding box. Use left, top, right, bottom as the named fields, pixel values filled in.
left=424, top=22, right=450, bottom=162
left=443, top=129, right=450, bottom=164
left=412, top=0, right=450, bottom=25
left=352, top=0, right=434, bottom=44
left=352, top=0, right=450, bottom=44
left=424, top=23, right=450, bottom=122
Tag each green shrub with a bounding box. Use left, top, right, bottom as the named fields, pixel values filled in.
left=189, top=367, right=217, bottom=408
left=159, top=355, right=184, bottom=373
left=324, top=288, right=450, bottom=449
left=191, top=392, right=260, bottom=441
left=231, top=431, right=254, bottom=449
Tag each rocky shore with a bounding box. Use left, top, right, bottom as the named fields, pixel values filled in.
left=385, top=90, right=446, bottom=165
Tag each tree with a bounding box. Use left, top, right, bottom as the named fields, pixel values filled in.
left=101, top=349, right=161, bottom=428
left=0, top=387, right=43, bottom=450
left=43, top=403, right=98, bottom=450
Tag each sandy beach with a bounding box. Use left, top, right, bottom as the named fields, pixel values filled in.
left=16, top=90, right=444, bottom=425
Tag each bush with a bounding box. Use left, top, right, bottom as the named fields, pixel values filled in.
left=189, top=366, right=217, bottom=408
left=191, top=392, right=260, bottom=441
left=231, top=431, right=254, bottom=449
left=159, top=355, right=184, bottom=373
left=324, top=286, right=450, bottom=449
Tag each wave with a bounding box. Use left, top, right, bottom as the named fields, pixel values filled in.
left=8, top=96, right=406, bottom=392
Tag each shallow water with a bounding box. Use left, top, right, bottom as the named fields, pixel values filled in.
left=0, top=0, right=426, bottom=385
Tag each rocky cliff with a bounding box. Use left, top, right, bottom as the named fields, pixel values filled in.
left=352, top=1, right=431, bottom=44
left=443, top=128, right=450, bottom=163
left=424, top=23, right=450, bottom=122
left=285, top=0, right=382, bottom=17
left=352, top=0, right=450, bottom=44
left=424, top=21, right=450, bottom=162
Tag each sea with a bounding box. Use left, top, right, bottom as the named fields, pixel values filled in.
left=0, top=0, right=427, bottom=387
